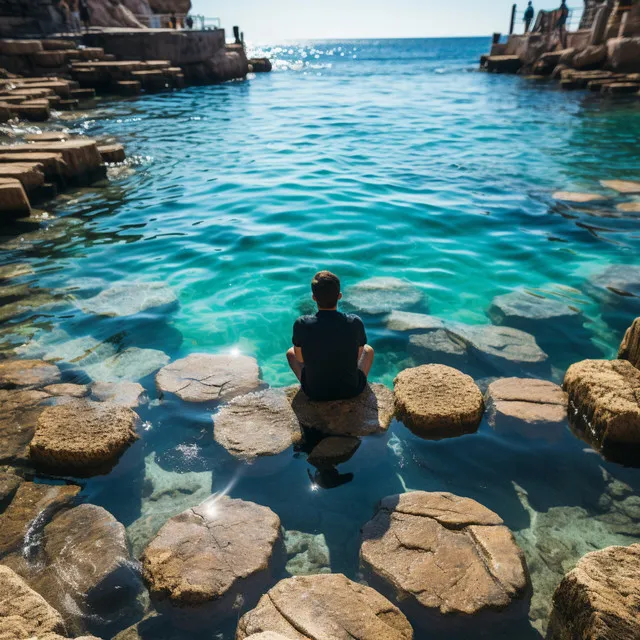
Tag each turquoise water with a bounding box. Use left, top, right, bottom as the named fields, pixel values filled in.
left=2, top=37, right=640, bottom=639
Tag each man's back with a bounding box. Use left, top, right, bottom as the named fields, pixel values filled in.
left=293, top=310, right=367, bottom=401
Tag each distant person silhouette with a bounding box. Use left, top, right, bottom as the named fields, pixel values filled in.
left=186, top=15, right=194, bottom=29
left=79, top=0, right=90, bottom=31
left=556, top=0, right=569, bottom=47
left=169, top=11, right=177, bottom=29
left=524, top=1, right=535, bottom=33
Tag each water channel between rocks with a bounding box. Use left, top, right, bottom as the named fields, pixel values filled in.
left=1, top=37, right=640, bottom=640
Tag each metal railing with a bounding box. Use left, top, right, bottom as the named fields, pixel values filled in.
left=133, top=14, right=221, bottom=30
left=512, top=5, right=584, bottom=35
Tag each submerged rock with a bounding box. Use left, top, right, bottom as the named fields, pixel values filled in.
left=0, top=481, right=80, bottom=558
left=284, top=530, right=331, bottom=575
left=43, top=383, right=89, bottom=398
left=0, top=263, right=33, bottom=281
left=79, top=281, right=178, bottom=317
left=619, top=317, right=640, bottom=369
left=33, top=504, right=143, bottom=634
left=563, top=359, right=640, bottom=463
left=385, top=311, right=445, bottom=332
left=30, top=399, right=139, bottom=476
left=236, top=573, right=413, bottom=640
left=126, top=452, right=213, bottom=558
left=214, top=389, right=302, bottom=460
left=0, top=359, right=61, bottom=389
left=552, top=191, right=608, bottom=203
left=547, top=544, right=640, bottom=640
left=286, top=383, right=394, bottom=436
left=343, top=277, right=425, bottom=316
left=485, top=378, right=567, bottom=437
left=156, top=353, right=261, bottom=403
left=141, top=496, right=282, bottom=612
left=307, top=436, right=360, bottom=467
left=393, top=364, right=484, bottom=439
left=600, top=179, right=640, bottom=194
left=587, top=264, right=640, bottom=308
left=360, top=492, right=529, bottom=617
left=83, top=347, right=170, bottom=383
left=90, top=381, right=148, bottom=407
left=408, top=329, right=469, bottom=369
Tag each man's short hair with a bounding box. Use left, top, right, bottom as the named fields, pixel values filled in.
left=312, top=271, right=340, bottom=308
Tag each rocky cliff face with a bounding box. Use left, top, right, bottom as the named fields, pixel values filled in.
left=148, top=0, right=191, bottom=14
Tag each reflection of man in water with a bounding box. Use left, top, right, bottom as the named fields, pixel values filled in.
left=287, top=270, right=374, bottom=401
left=524, top=1, right=535, bottom=33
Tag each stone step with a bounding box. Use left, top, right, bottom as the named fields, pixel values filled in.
left=3, top=87, right=55, bottom=99
left=0, top=100, right=50, bottom=122
left=24, top=132, right=71, bottom=142
left=116, top=80, right=141, bottom=96
left=29, top=51, right=69, bottom=68
left=604, top=82, right=640, bottom=95
left=103, top=54, right=117, bottom=62
left=41, top=39, right=77, bottom=51
left=14, top=81, right=73, bottom=98
left=70, top=88, right=96, bottom=100
left=0, top=40, right=43, bottom=55
left=0, top=177, right=31, bottom=216
left=0, top=95, right=26, bottom=104
left=17, top=76, right=62, bottom=84
left=98, top=144, right=125, bottom=164
left=0, top=152, right=66, bottom=178
left=486, top=55, right=522, bottom=74
left=0, top=162, right=45, bottom=191
left=131, top=70, right=171, bottom=92
left=142, top=60, right=171, bottom=70
left=0, top=105, right=9, bottom=123
left=78, top=47, right=105, bottom=61
left=58, top=99, right=79, bottom=111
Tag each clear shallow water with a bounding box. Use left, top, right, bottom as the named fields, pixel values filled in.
left=2, top=37, right=640, bottom=639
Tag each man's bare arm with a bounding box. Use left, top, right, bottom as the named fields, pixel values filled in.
left=294, top=346, right=304, bottom=363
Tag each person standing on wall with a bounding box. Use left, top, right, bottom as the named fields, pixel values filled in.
left=70, top=0, right=81, bottom=32
left=556, top=0, right=570, bottom=47
left=524, top=1, right=535, bottom=32
left=169, top=11, right=177, bottom=28
left=79, top=0, right=90, bottom=32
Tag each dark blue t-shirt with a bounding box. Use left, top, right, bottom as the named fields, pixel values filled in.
left=293, top=310, right=367, bottom=401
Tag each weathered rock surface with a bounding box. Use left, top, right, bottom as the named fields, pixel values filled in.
left=563, top=359, right=640, bottom=461
left=236, top=573, right=413, bottom=640
left=245, top=634, right=291, bottom=640
left=90, top=381, right=147, bottom=407
left=360, top=492, right=529, bottom=616
left=385, top=311, right=445, bottom=332
left=488, top=290, right=580, bottom=330
left=33, top=504, right=143, bottom=633
left=214, top=389, right=302, bottom=460
left=619, top=317, right=640, bottom=369
left=83, top=347, right=170, bottom=383
left=573, top=44, right=607, bottom=69
left=408, top=330, right=468, bottom=368
left=0, top=263, right=33, bottom=281
left=43, top=383, right=89, bottom=398
left=284, top=530, right=331, bottom=576
left=547, top=544, right=640, bottom=640
left=0, top=565, right=65, bottom=638
left=141, top=496, right=281, bottom=608
left=485, top=378, right=567, bottom=436
left=79, top=281, right=178, bottom=317
left=0, top=359, right=61, bottom=389
left=0, top=481, right=80, bottom=558
left=30, top=399, right=139, bottom=475
left=286, top=383, right=394, bottom=436
left=394, top=365, right=484, bottom=438
left=156, top=353, right=261, bottom=403
left=307, top=436, right=360, bottom=467
left=343, top=277, right=425, bottom=316
left=588, top=264, right=640, bottom=307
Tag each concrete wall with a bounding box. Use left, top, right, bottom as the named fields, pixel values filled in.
left=83, top=28, right=226, bottom=65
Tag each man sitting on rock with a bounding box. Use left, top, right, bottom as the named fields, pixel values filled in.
left=287, top=271, right=374, bottom=401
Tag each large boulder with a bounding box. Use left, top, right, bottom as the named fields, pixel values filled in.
left=485, top=378, right=567, bottom=437
left=79, top=281, right=178, bottom=317
left=0, top=481, right=80, bottom=558
left=573, top=44, right=607, bottom=69
left=286, top=383, right=394, bottom=436
left=214, top=389, right=302, bottom=460
left=0, top=359, right=61, bottom=389
left=563, top=359, right=640, bottom=463
left=141, top=496, right=282, bottom=614
left=619, top=317, right=640, bottom=369
left=343, top=277, right=425, bottom=316
left=29, top=399, right=139, bottom=475
left=236, top=573, right=413, bottom=640
left=33, top=504, right=143, bottom=634
left=547, top=544, right=640, bottom=640
left=393, top=365, right=484, bottom=438
left=360, top=492, right=529, bottom=617
left=607, top=37, right=640, bottom=72
left=156, top=353, right=261, bottom=403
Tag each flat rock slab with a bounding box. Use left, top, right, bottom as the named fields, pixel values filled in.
left=360, top=491, right=529, bottom=616
left=141, top=496, right=281, bottom=609
left=43, top=383, right=89, bottom=398
left=0, top=481, right=80, bottom=558
left=30, top=399, right=139, bottom=475
left=83, top=347, right=170, bottom=382
left=485, top=378, right=568, bottom=435
left=588, top=264, right=640, bottom=303
left=0, top=359, right=61, bottom=389
left=236, top=573, right=413, bottom=640
left=90, top=381, right=147, bottom=407
left=286, top=383, right=394, bottom=436
left=0, top=263, right=33, bottom=280
left=564, top=359, right=640, bottom=463
left=600, top=179, right=640, bottom=194
left=488, top=290, right=580, bottom=328
left=214, top=389, right=302, bottom=460
left=343, top=277, right=425, bottom=315
left=616, top=201, right=640, bottom=213
left=394, top=365, right=484, bottom=439
left=156, top=353, right=261, bottom=403
left=307, top=436, right=361, bottom=467
left=79, top=281, right=178, bottom=317
left=553, top=191, right=608, bottom=203
left=619, top=317, right=640, bottom=369
left=34, top=504, right=142, bottom=631
left=385, top=311, right=445, bottom=332
left=547, top=543, right=640, bottom=640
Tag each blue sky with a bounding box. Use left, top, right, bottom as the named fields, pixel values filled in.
left=191, top=0, right=582, bottom=42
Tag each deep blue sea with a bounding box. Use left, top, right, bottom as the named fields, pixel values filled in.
left=2, top=37, right=640, bottom=639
